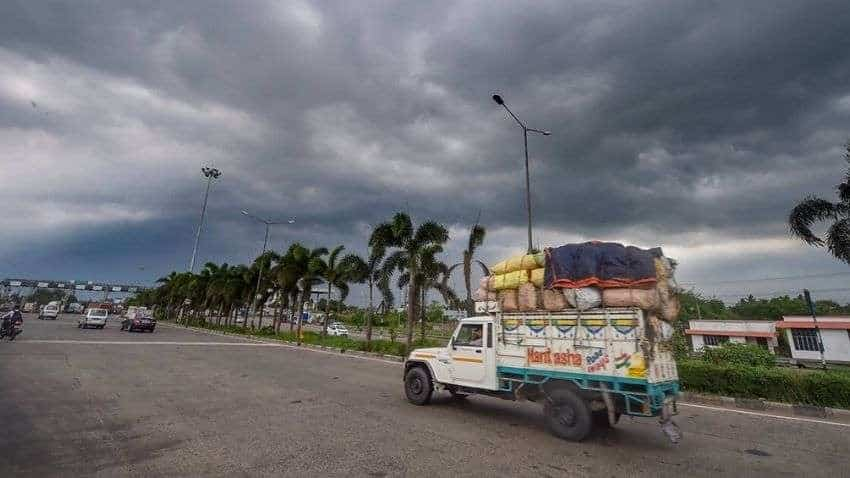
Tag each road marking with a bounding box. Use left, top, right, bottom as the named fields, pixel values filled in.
left=19, top=340, right=286, bottom=346
left=679, top=402, right=850, bottom=428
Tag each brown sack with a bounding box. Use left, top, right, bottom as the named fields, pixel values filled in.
left=518, top=283, right=539, bottom=311
left=654, top=257, right=680, bottom=321
left=479, top=276, right=491, bottom=291
left=602, top=288, right=659, bottom=309
left=542, top=288, right=568, bottom=311
left=499, top=289, right=519, bottom=312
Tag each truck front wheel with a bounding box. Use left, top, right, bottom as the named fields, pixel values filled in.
left=543, top=388, right=593, bottom=441
left=404, top=366, right=433, bottom=405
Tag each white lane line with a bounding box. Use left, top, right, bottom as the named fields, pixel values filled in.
left=19, top=340, right=285, bottom=346
left=679, top=402, right=850, bottom=428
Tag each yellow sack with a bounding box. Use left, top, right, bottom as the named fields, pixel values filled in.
left=492, top=270, right=529, bottom=290
left=491, top=260, right=508, bottom=275
left=492, top=253, right=545, bottom=275
left=533, top=251, right=545, bottom=267
left=529, top=267, right=545, bottom=287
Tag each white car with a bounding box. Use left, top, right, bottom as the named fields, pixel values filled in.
left=79, top=308, right=108, bottom=329
left=39, top=302, right=60, bottom=320
left=327, top=323, right=349, bottom=337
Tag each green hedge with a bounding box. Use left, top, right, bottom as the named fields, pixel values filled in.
left=191, top=322, right=442, bottom=357
left=678, top=360, right=850, bottom=408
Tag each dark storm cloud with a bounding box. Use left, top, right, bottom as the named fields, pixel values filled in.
left=2, top=0, right=850, bottom=300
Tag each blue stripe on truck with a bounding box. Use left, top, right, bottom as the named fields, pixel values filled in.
left=497, top=365, right=679, bottom=417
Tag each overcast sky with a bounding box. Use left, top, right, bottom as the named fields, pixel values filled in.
left=2, top=1, right=850, bottom=304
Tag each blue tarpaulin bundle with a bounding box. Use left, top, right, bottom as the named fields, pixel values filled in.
left=544, top=241, right=663, bottom=289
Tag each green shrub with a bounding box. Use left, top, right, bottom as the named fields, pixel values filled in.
left=678, top=360, right=850, bottom=408
left=700, top=342, right=776, bottom=367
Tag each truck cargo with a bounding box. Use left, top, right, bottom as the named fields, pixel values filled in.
left=404, top=306, right=681, bottom=442
left=404, top=241, right=682, bottom=443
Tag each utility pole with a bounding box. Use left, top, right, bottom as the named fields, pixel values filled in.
left=492, top=94, right=551, bottom=254
left=189, top=167, right=221, bottom=273
left=241, top=210, right=295, bottom=328
left=803, top=289, right=827, bottom=370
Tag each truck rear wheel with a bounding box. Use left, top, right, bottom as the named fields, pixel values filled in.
left=543, top=388, right=593, bottom=441
left=404, top=366, right=433, bottom=405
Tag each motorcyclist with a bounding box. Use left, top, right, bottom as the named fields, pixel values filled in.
left=2, top=305, right=22, bottom=335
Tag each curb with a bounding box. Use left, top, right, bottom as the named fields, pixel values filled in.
left=680, top=391, right=850, bottom=422
left=161, top=321, right=405, bottom=363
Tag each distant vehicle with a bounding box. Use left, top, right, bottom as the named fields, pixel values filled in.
left=327, top=322, right=349, bottom=337
left=121, top=310, right=156, bottom=332
left=0, top=311, right=23, bottom=341
left=38, top=301, right=61, bottom=320
left=65, top=303, right=84, bottom=314
left=79, top=308, right=108, bottom=329
left=23, top=302, right=36, bottom=313
left=87, top=302, right=113, bottom=314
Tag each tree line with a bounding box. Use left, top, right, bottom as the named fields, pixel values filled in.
left=131, top=212, right=488, bottom=350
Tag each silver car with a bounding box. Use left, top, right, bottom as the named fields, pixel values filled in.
left=79, top=308, right=108, bottom=329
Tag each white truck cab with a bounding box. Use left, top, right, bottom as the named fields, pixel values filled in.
left=404, top=307, right=681, bottom=443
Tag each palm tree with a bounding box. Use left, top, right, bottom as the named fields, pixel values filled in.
left=789, top=141, right=850, bottom=264
left=364, top=237, right=393, bottom=345
left=416, top=261, right=459, bottom=341
left=320, top=246, right=368, bottom=336
left=372, top=212, right=449, bottom=351
left=454, top=220, right=489, bottom=316
left=278, top=243, right=328, bottom=340
left=250, top=251, right=280, bottom=329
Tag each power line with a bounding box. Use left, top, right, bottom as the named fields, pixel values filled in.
left=679, top=271, right=850, bottom=286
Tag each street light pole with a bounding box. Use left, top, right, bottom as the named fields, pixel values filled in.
left=189, top=167, right=221, bottom=273
left=492, top=94, right=550, bottom=254
left=242, top=210, right=295, bottom=328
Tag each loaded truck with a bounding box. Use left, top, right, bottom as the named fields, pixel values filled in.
left=403, top=304, right=681, bottom=443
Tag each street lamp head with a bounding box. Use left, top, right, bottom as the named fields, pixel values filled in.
left=287, top=217, right=296, bottom=224
left=492, top=94, right=504, bottom=105
left=201, top=167, right=222, bottom=179
left=542, top=131, right=552, bottom=136
left=241, top=210, right=249, bottom=216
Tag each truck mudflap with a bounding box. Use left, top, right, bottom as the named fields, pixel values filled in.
left=660, top=396, right=682, bottom=444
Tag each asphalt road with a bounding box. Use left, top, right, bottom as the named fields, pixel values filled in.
left=1, top=314, right=848, bottom=477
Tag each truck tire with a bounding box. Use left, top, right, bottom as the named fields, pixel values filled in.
left=404, top=366, right=433, bottom=405
left=543, top=388, right=593, bottom=441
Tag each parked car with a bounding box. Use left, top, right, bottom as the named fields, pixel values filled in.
left=65, top=302, right=84, bottom=314
left=79, top=308, right=109, bottom=329
left=327, top=322, right=349, bottom=337
left=121, top=311, right=156, bottom=333
left=38, top=301, right=61, bottom=320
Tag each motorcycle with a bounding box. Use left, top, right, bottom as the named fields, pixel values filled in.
left=0, top=313, right=23, bottom=341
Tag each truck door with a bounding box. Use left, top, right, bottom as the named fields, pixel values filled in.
left=450, top=322, right=487, bottom=385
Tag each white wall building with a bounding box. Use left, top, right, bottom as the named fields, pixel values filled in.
left=776, top=316, right=850, bottom=364
left=686, top=320, right=777, bottom=353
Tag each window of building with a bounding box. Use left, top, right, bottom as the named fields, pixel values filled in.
left=790, top=329, right=820, bottom=351
left=703, top=335, right=729, bottom=346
